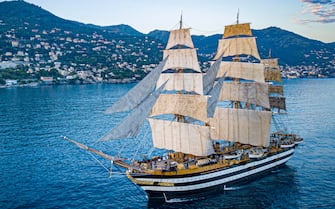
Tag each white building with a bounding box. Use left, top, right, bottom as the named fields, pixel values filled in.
left=5, top=79, right=18, bottom=86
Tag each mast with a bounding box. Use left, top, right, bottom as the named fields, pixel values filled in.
left=177, top=13, right=183, bottom=122
left=234, top=9, right=241, bottom=109
left=100, top=15, right=214, bottom=156
left=150, top=16, right=214, bottom=156
left=210, top=15, right=272, bottom=147
left=179, top=12, right=183, bottom=30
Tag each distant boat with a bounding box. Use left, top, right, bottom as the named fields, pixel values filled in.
left=65, top=15, right=303, bottom=203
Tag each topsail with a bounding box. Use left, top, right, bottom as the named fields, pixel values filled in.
left=223, top=23, right=252, bottom=38
left=214, top=37, right=261, bottom=60
left=165, top=28, right=194, bottom=49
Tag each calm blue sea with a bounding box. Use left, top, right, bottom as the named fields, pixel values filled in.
left=1, top=79, right=335, bottom=209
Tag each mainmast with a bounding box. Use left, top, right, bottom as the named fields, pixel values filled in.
left=236, top=8, right=239, bottom=24
left=210, top=14, right=272, bottom=147
left=177, top=13, right=184, bottom=122
left=179, top=12, right=183, bottom=30
left=233, top=9, right=241, bottom=109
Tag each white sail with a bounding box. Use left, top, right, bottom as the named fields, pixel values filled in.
left=207, top=76, right=226, bottom=118
left=203, top=56, right=223, bottom=94
left=213, top=37, right=261, bottom=60
left=104, top=58, right=168, bottom=114
left=210, top=108, right=272, bottom=147
left=217, top=61, right=265, bottom=83
left=219, top=82, right=270, bottom=108
left=163, top=48, right=201, bottom=72
left=99, top=82, right=167, bottom=141
left=148, top=118, right=214, bottom=156
left=151, top=94, right=208, bottom=122
left=156, top=73, right=204, bottom=95
left=223, top=23, right=252, bottom=38
left=166, top=28, right=194, bottom=49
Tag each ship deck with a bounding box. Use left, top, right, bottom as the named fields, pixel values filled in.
left=126, top=133, right=302, bottom=177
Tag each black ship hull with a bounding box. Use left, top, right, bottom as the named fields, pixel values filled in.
left=129, top=148, right=294, bottom=203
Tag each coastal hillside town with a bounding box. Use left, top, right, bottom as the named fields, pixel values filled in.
left=0, top=24, right=165, bottom=86
left=0, top=1, right=334, bottom=87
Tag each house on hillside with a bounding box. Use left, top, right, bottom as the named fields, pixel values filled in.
left=5, top=79, right=18, bottom=86
left=40, top=76, right=53, bottom=85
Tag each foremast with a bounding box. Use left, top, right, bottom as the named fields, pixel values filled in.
left=150, top=16, right=216, bottom=157
left=99, top=16, right=220, bottom=157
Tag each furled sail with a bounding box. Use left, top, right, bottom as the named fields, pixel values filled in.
left=150, top=94, right=208, bottom=122
left=99, top=82, right=167, bottom=141
left=219, top=82, right=270, bottom=108
left=223, top=23, right=252, bottom=38
left=213, top=37, right=261, bottom=60
left=217, top=61, right=265, bottom=83
left=104, top=58, right=168, bottom=114
left=210, top=107, right=272, bottom=147
left=163, top=48, right=201, bottom=72
left=165, top=28, right=194, bottom=49
left=203, top=55, right=223, bottom=94
left=269, top=96, right=286, bottom=111
left=156, top=73, right=204, bottom=95
left=268, top=85, right=283, bottom=95
left=148, top=118, right=214, bottom=156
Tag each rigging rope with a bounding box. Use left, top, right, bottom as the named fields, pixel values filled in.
left=146, top=146, right=155, bottom=158
left=132, top=128, right=150, bottom=161
left=86, top=149, right=128, bottom=176
left=117, top=139, right=128, bottom=157
left=183, top=21, right=223, bottom=35
left=168, top=20, right=222, bottom=35
left=87, top=151, right=110, bottom=173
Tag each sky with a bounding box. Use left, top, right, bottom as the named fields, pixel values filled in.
left=21, top=0, right=335, bottom=43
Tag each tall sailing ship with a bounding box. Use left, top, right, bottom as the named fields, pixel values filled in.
left=65, top=17, right=303, bottom=203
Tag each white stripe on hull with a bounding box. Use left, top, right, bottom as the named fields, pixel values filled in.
left=135, top=149, right=294, bottom=184
left=138, top=149, right=294, bottom=192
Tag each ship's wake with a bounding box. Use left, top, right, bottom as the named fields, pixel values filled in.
left=224, top=185, right=243, bottom=191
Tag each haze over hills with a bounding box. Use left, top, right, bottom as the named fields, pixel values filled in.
left=0, top=0, right=334, bottom=85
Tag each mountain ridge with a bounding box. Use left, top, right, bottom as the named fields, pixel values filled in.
left=0, top=0, right=334, bottom=83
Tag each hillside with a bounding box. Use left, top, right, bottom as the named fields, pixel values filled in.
left=103, top=24, right=143, bottom=36
left=253, top=27, right=334, bottom=67
left=0, top=0, right=87, bottom=32
left=0, top=0, right=334, bottom=85
left=0, top=0, right=164, bottom=84
left=148, top=27, right=335, bottom=68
